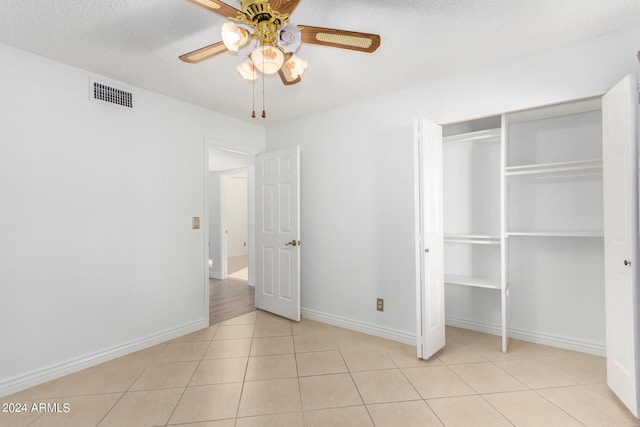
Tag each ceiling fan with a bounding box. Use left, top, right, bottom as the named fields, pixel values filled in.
left=180, top=0, right=381, bottom=85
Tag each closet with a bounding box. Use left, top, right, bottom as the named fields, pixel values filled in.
left=415, top=73, right=640, bottom=418
left=441, top=117, right=505, bottom=351
left=416, top=97, right=606, bottom=355
left=504, top=98, right=605, bottom=355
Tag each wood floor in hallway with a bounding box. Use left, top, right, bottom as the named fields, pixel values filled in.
left=209, top=277, right=255, bottom=325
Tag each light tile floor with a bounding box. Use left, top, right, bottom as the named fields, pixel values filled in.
left=2, top=311, right=640, bottom=426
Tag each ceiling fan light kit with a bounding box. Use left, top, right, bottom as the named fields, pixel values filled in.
left=181, top=0, right=381, bottom=116
left=237, top=57, right=258, bottom=80
left=284, top=53, right=307, bottom=79
left=250, top=44, right=285, bottom=74
left=220, top=22, right=249, bottom=51
left=278, top=22, right=302, bottom=52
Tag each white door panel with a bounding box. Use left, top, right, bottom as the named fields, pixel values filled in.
left=415, top=119, right=446, bottom=359
left=603, top=74, right=639, bottom=417
left=255, top=146, right=301, bottom=321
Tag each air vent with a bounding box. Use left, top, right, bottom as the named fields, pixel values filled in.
left=90, top=79, right=133, bottom=108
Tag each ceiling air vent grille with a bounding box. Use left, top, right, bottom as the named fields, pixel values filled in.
left=91, top=81, right=133, bottom=108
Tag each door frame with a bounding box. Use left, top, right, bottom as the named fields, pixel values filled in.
left=204, top=141, right=258, bottom=325
left=206, top=143, right=256, bottom=280
left=203, top=140, right=211, bottom=326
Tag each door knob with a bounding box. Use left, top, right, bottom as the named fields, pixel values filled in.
left=624, top=260, right=631, bottom=266
left=285, top=240, right=299, bottom=247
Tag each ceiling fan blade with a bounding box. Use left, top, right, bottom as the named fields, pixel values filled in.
left=184, top=0, right=243, bottom=19
left=299, top=25, right=381, bottom=53
left=179, top=41, right=228, bottom=63
left=278, top=60, right=302, bottom=85
left=269, top=0, right=301, bottom=15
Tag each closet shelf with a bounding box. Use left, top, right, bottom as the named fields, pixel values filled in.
left=505, top=159, right=602, bottom=177
left=443, top=128, right=501, bottom=144
left=444, top=234, right=501, bottom=245
left=507, top=231, right=604, bottom=238
left=444, top=275, right=501, bottom=290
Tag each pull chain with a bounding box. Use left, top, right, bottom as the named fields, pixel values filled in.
left=251, top=63, right=256, bottom=118
left=261, top=56, right=266, bottom=119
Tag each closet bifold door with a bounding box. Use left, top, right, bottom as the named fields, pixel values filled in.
left=414, top=119, right=445, bottom=360
left=602, top=74, right=640, bottom=418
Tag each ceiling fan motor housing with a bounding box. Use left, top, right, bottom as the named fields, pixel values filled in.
left=241, top=0, right=278, bottom=23
left=239, top=0, right=289, bottom=45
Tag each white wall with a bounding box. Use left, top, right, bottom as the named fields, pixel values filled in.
left=0, top=42, right=265, bottom=396
left=265, top=24, right=640, bottom=348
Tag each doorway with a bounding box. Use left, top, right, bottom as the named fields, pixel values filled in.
left=207, top=144, right=256, bottom=324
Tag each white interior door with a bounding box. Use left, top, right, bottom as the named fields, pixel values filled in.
left=414, top=119, right=446, bottom=359
left=603, top=74, right=640, bottom=417
left=255, top=146, right=301, bottom=321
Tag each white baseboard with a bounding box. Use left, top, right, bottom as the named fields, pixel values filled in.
left=300, top=308, right=415, bottom=346
left=0, top=319, right=208, bottom=398
left=445, top=315, right=606, bottom=357
left=297, top=309, right=605, bottom=357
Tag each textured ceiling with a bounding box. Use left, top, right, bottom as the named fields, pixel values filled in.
left=1, top=0, right=640, bottom=126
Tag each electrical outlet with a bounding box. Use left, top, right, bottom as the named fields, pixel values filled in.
left=377, top=298, right=384, bottom=312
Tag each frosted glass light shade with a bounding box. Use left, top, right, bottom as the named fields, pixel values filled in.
left=285, top=54, right=308, bottom=78
left=250, top=45, right=285, bottom=75
left=221, top=22, right=249, bottom=51
left=278, top=22, right=302, bottom=53
left=237, top=57, right=257, bottom=80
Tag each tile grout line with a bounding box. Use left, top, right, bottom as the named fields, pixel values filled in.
left=162, top=330, right=215, bottom=426
left=293, top=324, right=305, bottom=424
left=530, top=386, right=588, bottom=426
left=232, top=311, right=258, bottom=423
left=391, top=349, right=451, bottom=426
left=471, top=359, right=532, bottom=425
left=94, top=341, right=170, bottom=427
left=339, top=348, right=377, bottom=426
